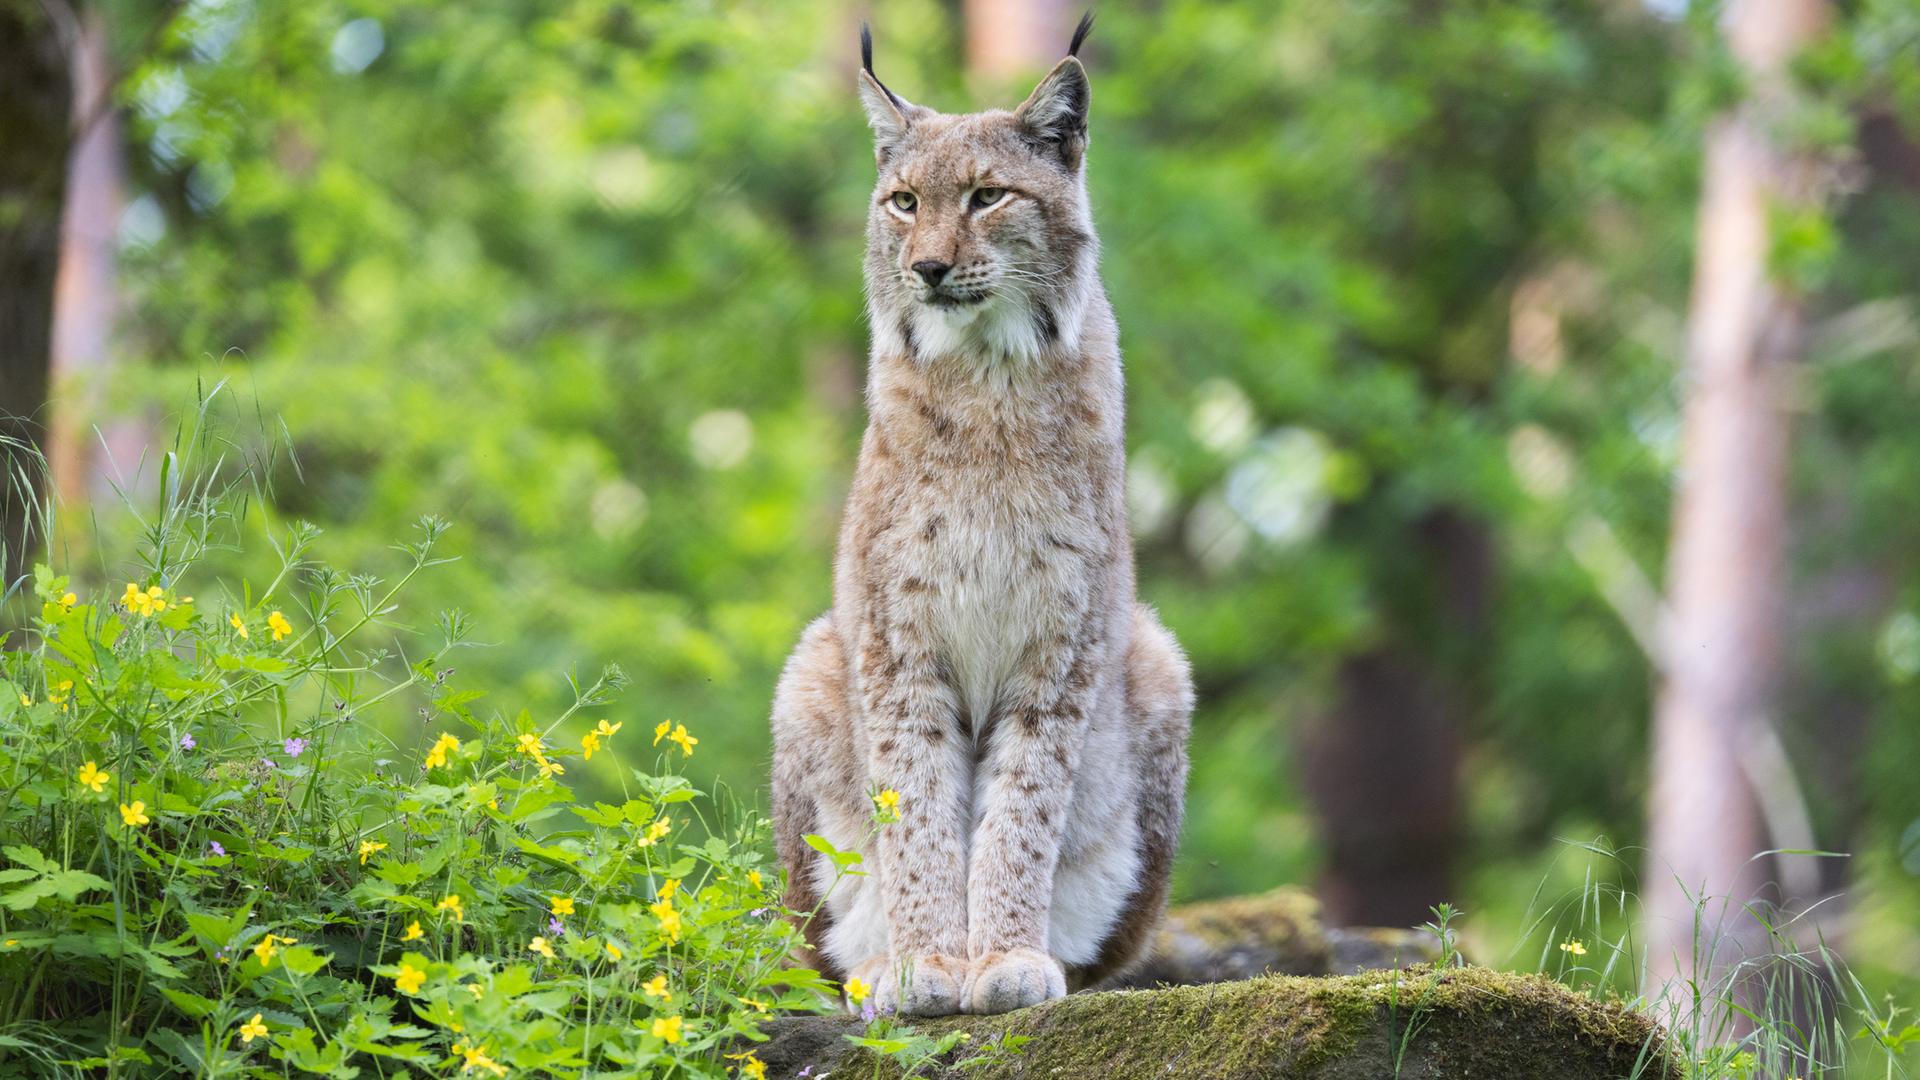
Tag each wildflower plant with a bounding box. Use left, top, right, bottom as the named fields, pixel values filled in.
left=0, top=407, right=848, bottom=1077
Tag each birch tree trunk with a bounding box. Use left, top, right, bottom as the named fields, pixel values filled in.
left=1644, top=0, right=1828, bottom=1010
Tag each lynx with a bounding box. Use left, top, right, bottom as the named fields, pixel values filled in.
left=770, top=17, right=1193, bottom=1017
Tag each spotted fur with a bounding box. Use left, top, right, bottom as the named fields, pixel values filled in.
left=771, top=25, right=1193, bottom=1017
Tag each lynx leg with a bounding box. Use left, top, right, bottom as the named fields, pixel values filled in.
left=771, top=616, right=858, bottom=974
left=1079, top=605, right=1193, bottom=988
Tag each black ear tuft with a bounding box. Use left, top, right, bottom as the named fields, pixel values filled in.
left=1068, top=11, right=1094, bottom=57
left=860, top=22, right=911, bottom=114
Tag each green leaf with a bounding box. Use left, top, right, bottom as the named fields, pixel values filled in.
left=147, top=1028, right=207, bottom=1071
left=44, top=869, right=111, bottom=901
left=803, top=834, right=864, bottom=870
left=513, top=837, right=582, bottom=868
left=278, top=945, right=331, bottom=976
left=0, top=879, right=58, bottom=911
left=160, top=988, right=218, bottom=1018
left=3, top=845, right=53, bottom=874
left=508, top=783, right=574, bottom=823
left=371, top=861, right=423, bottom=886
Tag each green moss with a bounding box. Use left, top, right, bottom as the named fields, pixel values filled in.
left=1175, top=886, right=1329, bottom=956
left=758, top=965, right=1681, bottom=1080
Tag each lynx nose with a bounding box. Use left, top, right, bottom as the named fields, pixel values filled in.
left=911, top=260, right=951, bottom=287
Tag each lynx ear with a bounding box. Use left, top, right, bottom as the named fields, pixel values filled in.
left=859, top=24, right=921, bottom=164
left=1014, top=55, right=1091, bottom=171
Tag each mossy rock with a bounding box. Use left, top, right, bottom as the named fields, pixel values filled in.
left=1113, top=886, right=1441, bottom=988
left=753, top=965, right=1679, bottom=1079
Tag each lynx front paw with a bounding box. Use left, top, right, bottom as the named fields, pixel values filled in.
left=846, top=953, right=967, bottom=1017
left=962, top=948, right=1067, bottom=1014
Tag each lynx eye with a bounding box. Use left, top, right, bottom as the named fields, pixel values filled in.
left=971, top=187, right=1007, bottom=209
left=890, top=191, right=917, bottom=213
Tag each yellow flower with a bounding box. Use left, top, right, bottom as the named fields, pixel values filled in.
left=358, top=840, right=388, bottom=864
left=238, top=1013, right=268, bottom=1045
left=594, top=719, right=623, bottom=738
left=423, top=732, right=460, bottom=769
left=606, top=941, right=624, bottom=961
left=466, top=982, right=485, bottom=1000
left=119, top=801, right=150, bottom=828
left=667, top=723, right=697, bottom=756
left=267, top=610, right=292, bottom=641
left=401, top=921, right=424, bottom=942
left=58, top=591, right=77, bottom=610
left=652, top=720, right=671, bottom=745
left=659, top=878, right=680, bottom=901
left=17, top=693, right=28, bottom=708
left=229, top=612, right=249, bottom=639
left=252, top=933, right=295, bottom=967
left=456, top=1043, right=507, bottom=1077
left=651, top=1015, right=684, bottom=1044
left=643, top=974, right=671, bottom=1002
left=580, top=731, right=602, bottom=760
left=740, top=996, right=770, bottom=1015
left=845, top=977, right=870, bottom=1004
left=550, top=896, right=575, bottom=916
left=726, top=1052, right=769, bottom=1079
left=873, top=789, right=900, bottom=814
left=393, top=960, right=426, bottom=995
left=1559, top=939, right=1588, bottom=957
left=515, top=732, right=543, bottom=757
left=437, top=894, right=465, bottom=922
left=538, top=757, right=565, bottom=780
left=635, top=817, right=672, bottom=849
left=528, top=936, right=556, bottom=959
left=122, top=582, right=167, bottom=617
left=76, top=761, right=110, bottom=794
left=748, top=870, right=763, bottom=890
left=649, top=899, right=682, bottom=943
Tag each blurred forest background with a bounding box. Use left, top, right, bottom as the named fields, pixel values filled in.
left=4, top=0, right=1920, bottom=1011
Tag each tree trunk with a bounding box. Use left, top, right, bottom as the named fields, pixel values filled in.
left=1643, top=0, right=1828, bottom=1010
left=0, top=1, right=74, bottom=594
left=51, top=7, right=134, bottom=520
left=1303, top=510, right=1488, bottom=926
left=963, top=0, right=1074, bottom=82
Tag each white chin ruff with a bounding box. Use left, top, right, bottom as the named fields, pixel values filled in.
left=909, top=293, right=1050, bottom=368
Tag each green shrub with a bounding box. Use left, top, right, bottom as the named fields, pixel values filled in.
left=0, top=452, right=840, bottom=1076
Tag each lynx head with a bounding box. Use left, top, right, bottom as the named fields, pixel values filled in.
left=860, top=16, right=1100, bottom=368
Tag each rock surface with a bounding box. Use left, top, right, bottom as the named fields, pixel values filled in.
left=753, top=965, right=1680, bottom=1079
left=1111, top=886, right=1441, bottom=988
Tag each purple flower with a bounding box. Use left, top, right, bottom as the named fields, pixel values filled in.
left=178, top=732, right=196, bottom=751
left=284, top=737, right=309, bottom=759
left=262, top=758, right=276, bottom=769
left=548, top=917, right=566, bottom=936
left=797, top=1069, right=814, bottom=1079
left=748, top=907, right=771, bottom=919
left=860, top=1001, right=878, bottom=1023
left=207, top=841, right=226, bottom=857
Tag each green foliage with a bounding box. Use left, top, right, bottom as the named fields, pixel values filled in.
left=49, top=0, right=1920, bottom=1032
left=0, top=429, right=841, bottom=1077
